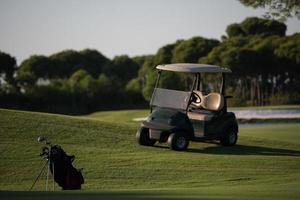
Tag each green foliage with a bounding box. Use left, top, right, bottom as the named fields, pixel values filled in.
left=137, top=56, right=156, bottom=100
left=226, top=17, right=286, bottom=38
left=200, top=33, right=300, bottom=106
left=80, top=49, right=110, bottom=76
left=132, top=55, right=153, bottom=67
left=241, top=17, right=286, bottom=36
left=199, top=36, right=249, bottom=67
left=16, top=55, right=52, bottom=89
left=125, top=78, right=146, bottom=104
left=275, top=33, right=300, bottom=65
left=49, top=50, right=87, bottom=77
left=159, top=71, right=184, bottom=90
left=16, top=49, right=110, bottom=95
left=1, top=17, right=299, bottom=111
left=69, top=69, right=98, bottom=98
left=97, top=73, right=113, bottom=91
left=16, top=70, right=37, bottom=88
left=49, top=49, right=109, bottom=78
left=125, top=78, right=142, bottom=93
left=17, top=49, right=109, bottom=85
left=155, top=42, right=179, bottom=64
left=239, top=0, right=300, bottom=21
left=69, top=69, right=90, bottom=87
left=142, top=71, right=157, bottom=101
left=104, top=55, right=139, bottom=84
left=226, top=23, right=246, bottom=38
left=172, top=37, right=219, bottom=63
left=0, top=51, right=16, bottom=86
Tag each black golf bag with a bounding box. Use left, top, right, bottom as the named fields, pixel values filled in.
left=47, top=145, right=84, bottom=190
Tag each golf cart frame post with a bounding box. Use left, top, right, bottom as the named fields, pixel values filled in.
left=137, top=63, right=238, bottom=151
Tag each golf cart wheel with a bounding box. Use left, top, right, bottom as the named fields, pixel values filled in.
left=136, top=127, right=156, bottom=146
left=167, top=132, right=189, bottom=151
left=220, top=127, right=238, bottom=146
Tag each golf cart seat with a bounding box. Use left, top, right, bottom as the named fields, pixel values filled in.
left=188, top=92, right=224, bottom=121
left=191, top=91, right=224, bottom=112
left=202, top=93, right=224, bottom=111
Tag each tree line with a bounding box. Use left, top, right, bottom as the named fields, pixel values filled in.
left=0, top=17, right=299, bottom=114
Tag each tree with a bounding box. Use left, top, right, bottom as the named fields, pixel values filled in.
left=274, top=33, right=300, bottom=84
left=0, top=51, right=17, bottom=87
left=135, top=56, right=156, bottom=100
left=125, top=78, right=142, bottom=93
left=97, top=73, right=113, bottom=93
left=50, top=50, right=84, bottom=78
left=239, top=0, right=300, bottom=21
left=16, top=55, right=53, bottom=89
left=226, top=17, right=287, bottom=38
left=172, top=37, right=219, bottom=63
left=275, top=33, right=300, bottom=65
left=69, top=69, right=91, bottom=89
left=125, top=78, right=145, bottom=104
left=79, top=49, right=110, bottom=76
left=132, top=55, right=153, bottom=67
left=142, top=71, right=157, bottom=101
left=68, top=69, right=98, bottom=108
left=50, top=49, right=109, bottom=78
left=155, top=42, right=180, bottom=64
left=199, top=33, right=300, bottom=106
left=104, top=55, right=139, bottom=84
left=17, top=49, right=110, bottom=89
left=226, top=23, right=246, bottom=38
left=241, top=17, right=286, bottom=36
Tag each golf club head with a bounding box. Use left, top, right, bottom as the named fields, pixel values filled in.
left=37, top=136, right=48, bottom=143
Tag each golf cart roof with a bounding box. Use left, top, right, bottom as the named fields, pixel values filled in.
left=156, top=63, right=232, bottom=73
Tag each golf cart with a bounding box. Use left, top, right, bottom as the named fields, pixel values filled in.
left=136, top=63, right=238, bottom=151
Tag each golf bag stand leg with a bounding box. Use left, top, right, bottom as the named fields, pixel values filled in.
left=29, top=161, right=48, bottom=191
left=52, top=162, right=55, bottom=191
left=46, top=160, right=50, bottom=191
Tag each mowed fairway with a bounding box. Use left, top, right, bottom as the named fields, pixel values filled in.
left=0, top=108, right=300, bottom=199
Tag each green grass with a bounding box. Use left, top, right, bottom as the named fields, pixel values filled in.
left=0, top=108, right=300, bottom=199
left=82, top=109, right=148, bottom=124
left=242, top=123, right=300, bottom=143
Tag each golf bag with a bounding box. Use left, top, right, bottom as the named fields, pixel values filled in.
left=46, top=145, right=84, bottom=190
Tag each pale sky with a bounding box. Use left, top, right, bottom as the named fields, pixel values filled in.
left=0, top=0, right=299, bottom=64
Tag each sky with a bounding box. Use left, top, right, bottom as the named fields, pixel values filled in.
left=0, top=0, right=299, bottom=64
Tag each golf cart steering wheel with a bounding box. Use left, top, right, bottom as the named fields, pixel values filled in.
left=191, top=92, right=202, bottom=107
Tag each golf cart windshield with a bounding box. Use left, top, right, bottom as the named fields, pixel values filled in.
left=150, top=88, right=191, bottom=110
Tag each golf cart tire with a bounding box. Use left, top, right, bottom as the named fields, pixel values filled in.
left=167, top=132, right=189, bottom=151
left=220, top=126, right=238, bottom=146
left=136, top=127, right=156, bottom=146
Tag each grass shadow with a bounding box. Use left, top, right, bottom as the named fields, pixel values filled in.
left=186, top=144, right=300, bottom=156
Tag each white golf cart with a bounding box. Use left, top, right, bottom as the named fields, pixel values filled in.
left=136, top=63, right=238, bottom=151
